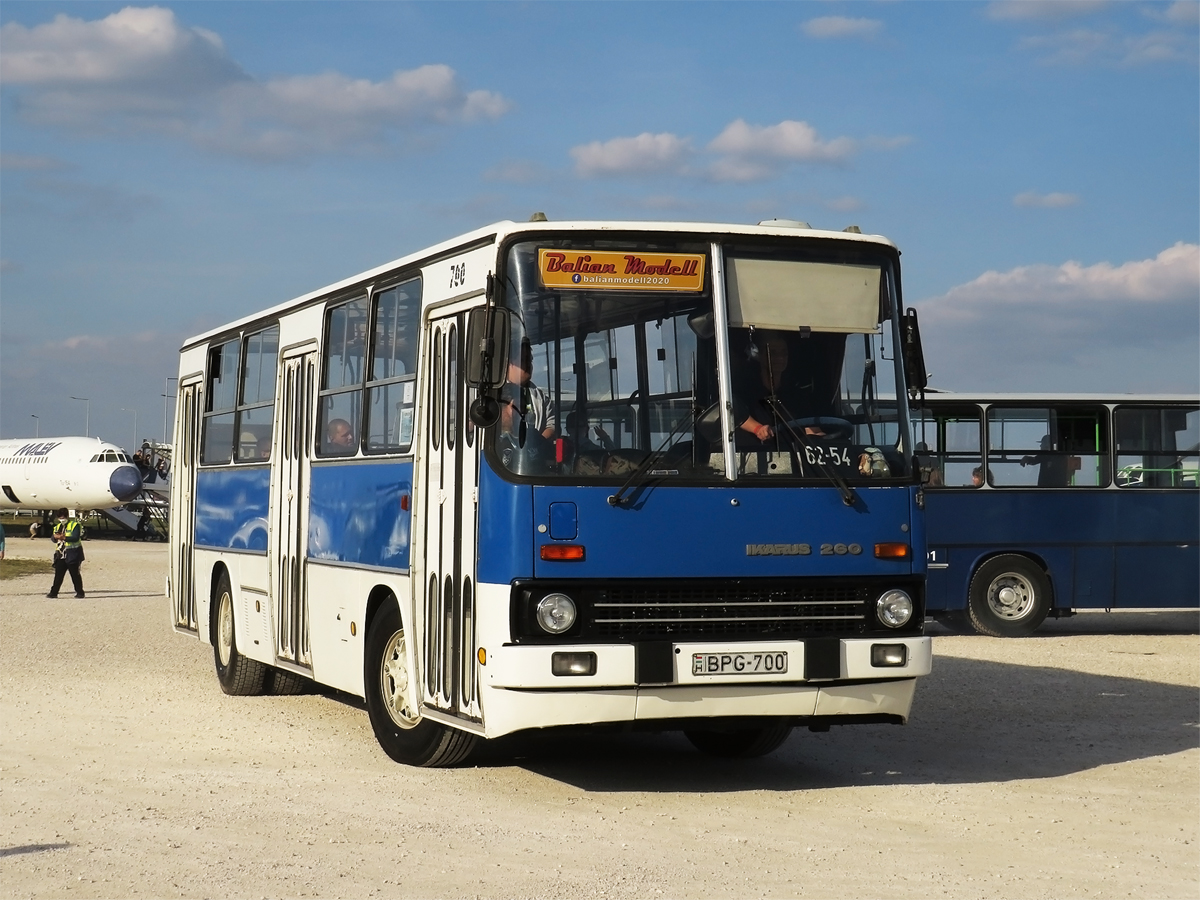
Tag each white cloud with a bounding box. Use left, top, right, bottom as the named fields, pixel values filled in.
left=914, top=243, right=1200, bottom=392
left=1014, top=190, right=1080, bottom=208
left=483, top=158, right=548, bottom=184
left=801, top=16, right=883, bottom=40
left=570, top=132, right=693, bottom=178
left=0, top=154, right=69, bottom=171
left=0, top=6, right=511, bottom=159
left=824, top=195, right=866, bottom=213
left=1017, top=26, right=1196, bottom=65
left=569, top=118, right=900, bottom=184
left=1160, top=1, right=1200, bottom=27
left=706, top=119, right=856, bottom=181
left=987, top=1, right=1109, bottom=22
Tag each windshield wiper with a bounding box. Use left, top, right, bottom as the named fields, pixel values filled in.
left=765, top=396, right=858, bottom=507
left=608, top=401, right=714, bottom=507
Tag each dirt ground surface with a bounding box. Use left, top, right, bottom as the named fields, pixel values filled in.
left=1, top=539, right=1196, bottom=899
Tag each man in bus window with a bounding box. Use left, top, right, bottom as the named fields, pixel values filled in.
left=500, top=339, right=556, bottom=446
left=326, top=418, right=355, bottom=453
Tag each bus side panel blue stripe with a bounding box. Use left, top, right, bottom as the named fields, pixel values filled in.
left=477, top=461, right=533, bottom=583
left=195, top=467, right=270, bottom=551
left=308, top=462, right=412, bottom=569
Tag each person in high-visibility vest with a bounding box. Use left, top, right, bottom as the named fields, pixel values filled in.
left=47, top=507, right=85, bottom=599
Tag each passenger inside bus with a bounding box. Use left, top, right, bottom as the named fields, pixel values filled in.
left=498, top=339, right=557, bottom=466
left=325, top=418, right=355, bottom=454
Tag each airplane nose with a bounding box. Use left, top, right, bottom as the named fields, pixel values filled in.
left=110, top=465, right=143, bottom=502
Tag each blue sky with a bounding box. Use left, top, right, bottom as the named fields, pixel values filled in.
left=2, top=1, right=1197, bottom=445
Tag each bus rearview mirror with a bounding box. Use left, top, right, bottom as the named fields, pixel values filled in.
left=902, top=308, right=928, bottom=396
left=465, top=307, right=510, bottom=389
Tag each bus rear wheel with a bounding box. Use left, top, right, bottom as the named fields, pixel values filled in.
left=968, top=555, right=1052, bottom=638
left=364, top=602, right=478, bottom=767
left=213, top=570, right=266, bottom=696
left=684, top=723, right=793, bottom=758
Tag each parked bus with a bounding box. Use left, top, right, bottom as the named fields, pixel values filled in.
left=168, top=217, right=932, bottom=766
left=914, top=393, right=1199, bottom=637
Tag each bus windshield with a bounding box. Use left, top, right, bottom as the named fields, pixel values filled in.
left=492, top=236, right=911, bottom=483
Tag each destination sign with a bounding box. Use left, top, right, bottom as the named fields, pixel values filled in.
left=538, top=249, right=706, bottom=292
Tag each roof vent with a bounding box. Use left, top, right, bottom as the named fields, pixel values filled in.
left=529, top=211, right=548, bottom=222
left=843, top=225, right=862, bottom=234
left=757, top=218, right=810, bottom=229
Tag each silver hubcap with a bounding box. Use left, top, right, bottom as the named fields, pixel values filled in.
left=987, top=573, right=1036, bottom=620
left=217, top=591, right=233, bottom=667
left=380, top=629, right=419, bottom=729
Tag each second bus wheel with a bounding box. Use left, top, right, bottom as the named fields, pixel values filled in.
left=363, top=602, right=478, bottom=767
left=967, top=554, right=1053, bottom=638
left=213, top=570, right=267, bottom=696
left=684, top=723, right=793, bottom=758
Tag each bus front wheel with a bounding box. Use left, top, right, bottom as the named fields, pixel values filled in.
left=967, top=555, right=1052, bottom=637
left=213, top=570, right=266, bottom=696
left=684, top=723, right=793, bottom=758
left=364, top=602, right=478, bottom=767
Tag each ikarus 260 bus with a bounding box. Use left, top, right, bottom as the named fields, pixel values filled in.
left=168, top=217, right=932, bottom=766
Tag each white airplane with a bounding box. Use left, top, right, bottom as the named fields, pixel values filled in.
left=0, top=437, right=143, bottom=511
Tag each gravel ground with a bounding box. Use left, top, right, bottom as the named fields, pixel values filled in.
left=1, top=539, right=1197, bottom=899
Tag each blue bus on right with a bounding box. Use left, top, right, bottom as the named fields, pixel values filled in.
left=914, top=394, right=1199, bottom=636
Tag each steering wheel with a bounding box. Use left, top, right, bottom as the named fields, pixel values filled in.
left=782, top=417, right=855, bottom=441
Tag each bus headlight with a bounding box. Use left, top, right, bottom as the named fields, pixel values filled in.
left=876, top=590, right=913, bottom=628
left=536, top=593, right=577, bottom=634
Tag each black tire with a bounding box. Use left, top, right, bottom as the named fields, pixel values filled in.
left=213, top=570, right=266, bottom=696
left=967, top=554, right=1052, bottom=638
left=264, top=667, right=310, bottom=695
left=684, top=723, right=793, bottom=758
left=364, top=601, right=478, bottom=767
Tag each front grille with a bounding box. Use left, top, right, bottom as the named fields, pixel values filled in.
left=591, top=582, right=870, bottom=640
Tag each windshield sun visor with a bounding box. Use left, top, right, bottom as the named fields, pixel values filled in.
left=726, top=258, right=881, bottom=333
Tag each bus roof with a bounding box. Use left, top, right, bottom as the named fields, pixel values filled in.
left=920, top=391, right=1199, bottom=403
left=180, top=218, right=899, bottom=351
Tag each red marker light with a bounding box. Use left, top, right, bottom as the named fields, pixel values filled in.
left=874, top=542, right=910, bottom=559
left=540, top=544, right=585, bottom=561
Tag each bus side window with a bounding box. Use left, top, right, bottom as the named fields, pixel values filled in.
left=319, top=296, right=367, bottom=456
left=236, top=325, right=279, bottom=461
left=914, top=406, right=981, bottom=488
left=1115, top=406, right=1199, bottom=489
left=987, top=406, right=1108, bottom=488
left=201, top=339, right=241, bottom=465
left=366, top=278, right=420, bottom=453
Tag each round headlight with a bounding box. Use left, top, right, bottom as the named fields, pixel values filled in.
left=536, top=593, right=577, bottom=634
left=876, top=589, right=913, bottom=628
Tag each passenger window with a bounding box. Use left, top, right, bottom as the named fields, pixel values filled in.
left=913, top=406, right=981, bottom=488
left=987, top=406, right=1108, bottom=488
left=236, top=326, right=279, bottom=461
left=319, top=297, right=367, bottom=456
left=366, top=278, right=420, bottom=453
left=1114, top=406, right=1199, bottom=489
left=201, top=339, right=241, bottom=465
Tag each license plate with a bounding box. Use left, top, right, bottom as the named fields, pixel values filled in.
left=692, top=651, right=789, bottom=676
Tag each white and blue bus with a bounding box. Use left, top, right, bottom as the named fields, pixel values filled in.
left=915, top=393, right=1199, bottom=637
left=168, top=218, right=932, bottom=766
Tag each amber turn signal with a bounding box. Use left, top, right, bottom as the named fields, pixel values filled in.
left=874, top=542, right=910, bottom=559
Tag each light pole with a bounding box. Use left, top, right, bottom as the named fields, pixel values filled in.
left=119, top=408, right=137, bottom=451
left=31, top=415, right=39, bottom=438
left=69, top=396, right=90, bottom=437
left=163, top=376, right=179, bottom=443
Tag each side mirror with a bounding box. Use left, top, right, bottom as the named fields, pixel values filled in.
left=466, top=306, right=510, bottom=428
left=465, top=307, right=510, bottom=389
left=901, top=307, right=928, bottom=396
